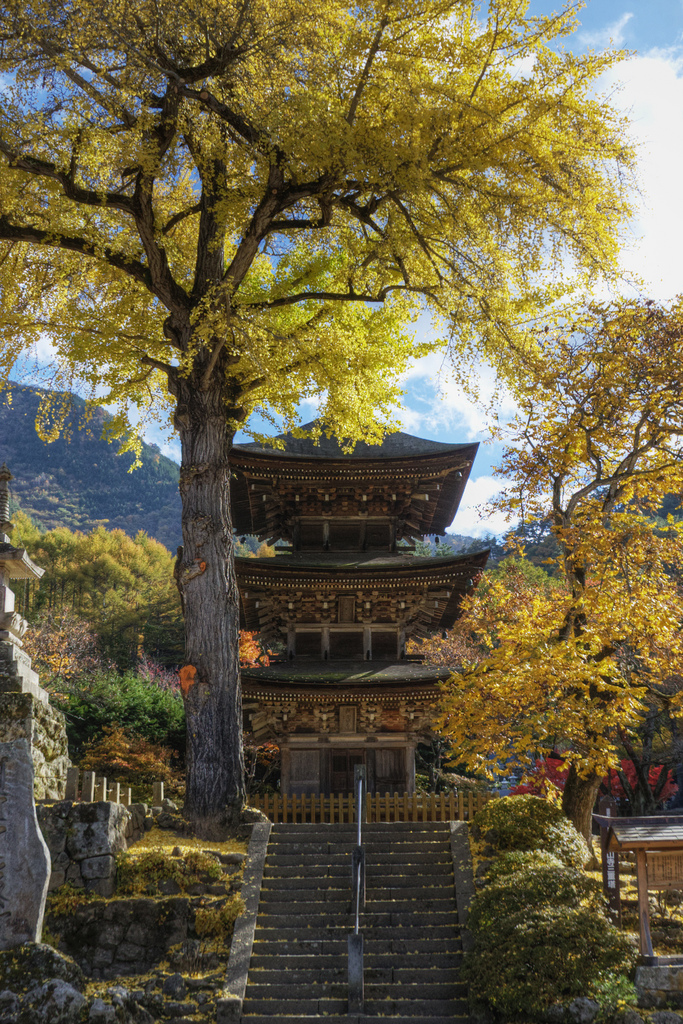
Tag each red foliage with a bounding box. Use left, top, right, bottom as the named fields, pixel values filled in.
left=603, top=761, right=678, bottom=803
left=239, top=631, right=270, bottom=667
left=510, top=757, right=569, bottom=796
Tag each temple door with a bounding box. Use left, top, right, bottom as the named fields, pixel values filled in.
left=331, top=750, right=365, bottom=793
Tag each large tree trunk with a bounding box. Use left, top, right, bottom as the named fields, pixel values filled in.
left=562, top=764, right=602, bottom=847
left=173, top=377, right=244, bottom=824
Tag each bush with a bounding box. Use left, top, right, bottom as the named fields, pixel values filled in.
left=79, top=725, right=182, bottom=797
left=472, top=794, right=588, bottom=868
left=466, top=898, right=636, bottom=1017
left=469, top=860, right=604, bottom=931
left=116, top=849, right=221, bottom=896
left=55, top=668, right=185, bottom=759
left=466, top=798, right=637, bottom=1021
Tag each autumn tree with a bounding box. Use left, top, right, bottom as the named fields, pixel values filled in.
left=11, top=517, right=182, bottom=668
left=0, top=0, right=634, bottom=821
left=436, top=301, right=683, bottom=840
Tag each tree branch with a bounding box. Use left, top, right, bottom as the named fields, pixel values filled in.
left=0, top=214, right=153, bottom=289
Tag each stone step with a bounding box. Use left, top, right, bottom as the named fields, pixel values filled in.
left=241, top=997, right=467, bottom=1017
left=258, top=898, right=456, bottom=914
left=272, top=822, right=451, bottom=832
left=266, top=853, right=451, bottom=866
left=263, top=862, right=454, bottom=878
left=250, top=966, right=463, bottom=985
left=268, top=841, right=451, bottom=854
left=256, top=912, right=459, bottom=928
left=254, top=919, right=460, bottom=934
left=245, top=982, right=465, bottom=1001
left=249, top=952, right=463, bottom=970
left=241, top=1016, right=464, bottom=1024
left=252, top=933, right=461, bottom=951
left=261, top=886, right=454, bottom=901
left=262, top=876, right=454, bottom=892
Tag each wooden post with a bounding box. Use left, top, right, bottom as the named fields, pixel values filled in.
left=123, top=787, right=132, bottom=806
left=448, top=792, right=455, bottom=820
left=81, top=770, right=96, bottom=803
left=94, top=776, right=107, bottom=801
left=440, top=792, right=446, bottom=822
left=636, top=849, right=655, bottom=958
left=598, top=795, right=621, bottom=926
left=110, top=782, right=121, bottom=805
left=65, top=766, right=80, bottom=801
left=152, top=780, right=164, bottom=806
left=457, top=791, right=464, bottom=820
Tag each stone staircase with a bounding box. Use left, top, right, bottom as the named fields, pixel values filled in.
left=239, top=821, right=468, bottom=1023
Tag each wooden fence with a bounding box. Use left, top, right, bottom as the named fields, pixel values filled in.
left=64, top=767, right=166, bottom=807
left=248, top=790, right=494, bottom=824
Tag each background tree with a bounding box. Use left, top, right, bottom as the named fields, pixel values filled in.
left=12, top=517, right=183, bottom=668
left=0, top=0, right=634, bottom=821
left=436, top=300, right=683, bottom=840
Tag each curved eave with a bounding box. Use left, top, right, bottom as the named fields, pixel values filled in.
left=0, top=544, right=46, bottom=580
left=236, top=548, right=488, bottom=584
left=237, top=549, right=489, bottom=633
left=230, top=443, right=478, bottom=537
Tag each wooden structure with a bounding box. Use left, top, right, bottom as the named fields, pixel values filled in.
left=595, top=813, right=683, bottom=963
left=232, top=424, right=488, bottom=796
left=249, top=789, right=493, bottom=824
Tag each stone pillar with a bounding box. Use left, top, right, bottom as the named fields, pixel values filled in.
left=0, top=464, right=70, bottom=799
left=0, top=738, right=51, bottom=949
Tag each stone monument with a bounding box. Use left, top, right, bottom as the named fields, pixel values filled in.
left=0, top=737, right=51, bottom=948
left=0, top=464, right=70, bottom=799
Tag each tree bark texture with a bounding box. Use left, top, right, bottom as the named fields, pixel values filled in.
left=562, top=764, right=602, bottom=847
left=173, top=377, right=244, bottom=820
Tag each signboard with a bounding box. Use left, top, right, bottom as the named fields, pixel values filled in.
left=647, top=851, right=683, bottom=890
left=598, top=795, right=621, bottom=925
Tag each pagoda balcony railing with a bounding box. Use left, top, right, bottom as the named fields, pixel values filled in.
left=247, top=789, right=494, bottom=824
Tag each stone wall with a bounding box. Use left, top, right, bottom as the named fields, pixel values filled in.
left=37, top=801, right=146, bottom=897
left=0, top=692, right=70, bottom=800
left=51, top=896, right=195, bottom=979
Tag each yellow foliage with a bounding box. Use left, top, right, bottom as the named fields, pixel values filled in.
left=0, top=0, right=634, bottom=443
left=437, top=302, right=683, bottom=783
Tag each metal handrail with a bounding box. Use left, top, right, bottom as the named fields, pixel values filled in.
left=348, top=767, right=365, bottom=1013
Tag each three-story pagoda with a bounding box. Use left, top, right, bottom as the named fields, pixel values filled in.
left=231, top=425, right=488, bottom=796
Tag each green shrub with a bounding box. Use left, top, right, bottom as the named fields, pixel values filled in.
left=465, top=901, right=637, bottom=1017
left=485, top=849, right=564, bottom=882
left=116, top=849, right=221, bottom=896
left=56, top=669, right=185, bottom=759
left=466, top=798, right=636, bottom=1020
left=472, top=794, right=588, bottom=867
left=469, top=862, right=604, bottom=932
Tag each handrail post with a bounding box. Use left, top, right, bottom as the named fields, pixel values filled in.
left=349, top=765, right=366, bottom=1013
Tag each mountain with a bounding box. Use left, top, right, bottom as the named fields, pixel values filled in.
left=0, top=384, right=182, bottom=551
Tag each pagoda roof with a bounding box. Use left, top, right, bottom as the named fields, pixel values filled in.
left=230, top=424, right=478, bottom=539
left=237, top=548, right=488, bottom=634
left=237, top=550, right=487, bottom=573
left=233, top=422, right=474, bottom=460
left=242, top=660, right=450, bottom=698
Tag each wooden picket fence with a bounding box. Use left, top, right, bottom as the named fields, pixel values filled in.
left=64, top=767, right=166, bottom=807
left=248, top=790, right=494, bottom=824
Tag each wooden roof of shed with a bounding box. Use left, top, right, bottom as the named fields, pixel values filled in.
left=593, top=814, right=683, bottom=850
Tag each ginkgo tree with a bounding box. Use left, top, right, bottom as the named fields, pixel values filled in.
left=0, top=0, right=635, bottom=822
left=436, top=300, right=683, bottom=840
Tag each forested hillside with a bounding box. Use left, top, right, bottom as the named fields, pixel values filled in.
left=0, top=383, right=182, bottom=550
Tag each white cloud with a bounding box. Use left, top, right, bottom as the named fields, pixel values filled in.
left=447, top=475, right=512, bottom=538
left=580, top=12, right=633, bottom=50
left=400, top=349, right=518, bottom=441
left=600, top=47, right=683, bottom=300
